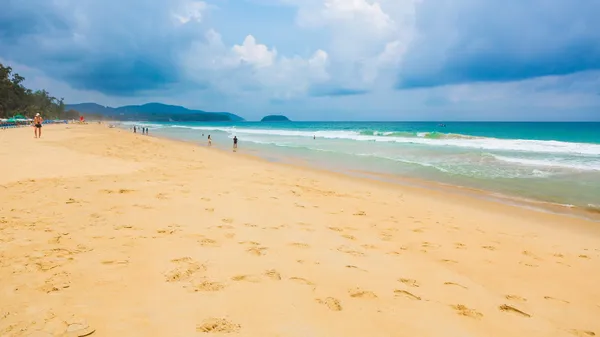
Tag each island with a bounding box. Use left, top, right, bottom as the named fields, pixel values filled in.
left=261, top=115, right=290, bottom=122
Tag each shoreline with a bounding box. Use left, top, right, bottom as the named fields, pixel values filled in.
left=123, top=123, right=600, bottom=223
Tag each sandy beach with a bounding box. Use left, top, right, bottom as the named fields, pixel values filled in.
left=1, top=124, right=599, bottom=337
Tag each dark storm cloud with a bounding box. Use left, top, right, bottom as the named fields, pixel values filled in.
left=397, top=0, right=600, bottom=89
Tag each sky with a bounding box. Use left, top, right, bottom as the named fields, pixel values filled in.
left=1, top=0, right=599, bottom=121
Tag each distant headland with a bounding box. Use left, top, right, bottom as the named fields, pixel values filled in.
left=65, top=102, right=244, bottom=122
left=261, top=115, right=290, bottom=122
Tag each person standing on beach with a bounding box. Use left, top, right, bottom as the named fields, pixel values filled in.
left=208, top=135, right=212, bottom=146
left=134, top=126, right=137, bottom=133
left=233, top=136, right=238, bottom=151
left=33, top=113, right=43, bottom=138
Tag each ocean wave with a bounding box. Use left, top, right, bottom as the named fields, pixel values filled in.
left=160, top=125, right=600, bottom=156
left=492, top=155, right=600, bottom=172
left=359, top=130, right=477, bottom=139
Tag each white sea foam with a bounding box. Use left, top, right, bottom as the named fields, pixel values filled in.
left=166, top=125, right=600, bottom=156
left=493, top=155, right=600, bottom=171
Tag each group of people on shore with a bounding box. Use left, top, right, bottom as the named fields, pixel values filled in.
left=133, top=126, right=148, bottom=135
left=203, top=133, right=238, bottom=151
left=130, top=126, right=238, bottom=151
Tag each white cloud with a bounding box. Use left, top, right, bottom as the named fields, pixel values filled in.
left=172, top=0, right=206, bottom=24
left=181, top=30, right=330, bottom=99
left=298, top=0, right=393, bottom=34
left=283, top=0, right=419, bottom=87
left=232, top=35, right=277, bottom=68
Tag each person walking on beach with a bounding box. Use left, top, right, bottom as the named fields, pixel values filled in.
left=208, top=135, right=212, bottom=146
left=233, top=136, right=238, bottom=151
left=133, top=126, right=137, bottom=133
left=33, top=113, right=43, bottom=138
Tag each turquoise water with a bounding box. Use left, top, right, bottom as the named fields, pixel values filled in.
left=124, top=121, right=600, bottom=211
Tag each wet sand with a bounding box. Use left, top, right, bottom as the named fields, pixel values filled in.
left=1, top=124, right=599, bottom=337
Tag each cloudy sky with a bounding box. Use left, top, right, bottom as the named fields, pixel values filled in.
left=1, top=0, right=599, bottom=121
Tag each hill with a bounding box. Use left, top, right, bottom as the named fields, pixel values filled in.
left=261, top=115, right=290, bottom=122
left=66, top=102, right=244, bottom=122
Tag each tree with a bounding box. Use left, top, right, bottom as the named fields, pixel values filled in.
left=0, top=62, right=65, bottom=119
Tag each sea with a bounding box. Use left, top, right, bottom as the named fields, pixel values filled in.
left=122, top=121, right=600, bottom=217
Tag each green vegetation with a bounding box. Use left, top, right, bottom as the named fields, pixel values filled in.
left=261, top=115, right=290, bottom=122
left=66, top=102, right=245, bottom=122
left=0, top=62, right=78, bottom=119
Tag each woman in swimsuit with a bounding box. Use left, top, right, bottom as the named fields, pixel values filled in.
left=33, top=113, right=43, bottom=138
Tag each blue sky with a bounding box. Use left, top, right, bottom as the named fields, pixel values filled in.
left=1, top=0, right=599, bottom=121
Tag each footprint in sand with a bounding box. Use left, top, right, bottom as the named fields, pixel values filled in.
left=444, top=282, right=468, bottom=289
left=231, top=275, right=261, bottom=283
left=544, top=296, right=570, bottom=304
left=62, top=320, right=96, bottom=337
left=454, top=243, right=466, bottom=249
left=421, top=242, right=440, bottom=249
left=238, top=241, right=261, bottom=246
left=155, top=193, right=168, bottom=200
left=222, top=218, right=233, bottom=224
left=289, top=277, right=314, bottom=286
left=205, top=208, right=215, bottom=212
left=289, top=242, right=310, bottom=249
left=452, top=304, right=483, bottom=319
left=39, top=271, right=71, bottom=293
left=101, top=260, right=129, bottom=265
left=394, top=289, right=421, bottom=300
left=345, top=265, right=367, bottom=272
left=353, top=211, right=366, bottom=216
left=522, top=251, right=542, bottom=260
left=264, top=269, right=282, bottom=280
left=342, top=234, right=356, bottom=241
left=398, top=278, right=420, bottom=288
left=337, top=246, right=365, bottom=257
left=329, top=227, right=344, bottom=232
left=349, top=288, right=377, bottom=299
left=199, top=238, right=219, bottom=247
left=520, top=261, right=539, bottom=268
left=114, top=224, right=134, bottom=230
left=316, top=297, right=343, bottom=311
left=482, top=245, right=496, bottom=251
left=499, top=304, right=531, bottom=318
left=157, top=228, right=178, bottom=235
left=188, top=280, right=226, bottom=292
left=379, top=233, right=393, bottom=241
left=244, top=223, right=258, bottom=228
left=569, top=329, right=596, bottom=336
left=246, top=247, right=268, bottom=256
left=197, top=318, right=240, bottom=333
left=579, top=255, right=590, bottom=259
left=165, top=257, right=205, bottom=283
left=505, top=295, right=527, bottom=302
